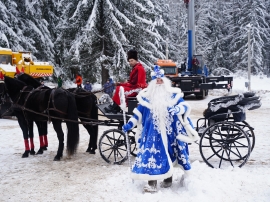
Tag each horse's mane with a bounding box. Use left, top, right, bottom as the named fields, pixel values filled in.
left=0, top=81, right=6, bottom=94
left=4, top=76, right=29, bottom=101
left=4, top=76, right=27, bottom=90
left=17, top=73, right=41, bottom=88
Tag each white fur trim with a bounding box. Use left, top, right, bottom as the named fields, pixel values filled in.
left=133, top=108, right=142, bottom=123
left=176, top=102, right=199, bottom=143
left=177, top=104, right=185, bottom=115
left=130, top=168, right=174, bottom=180
left=136, top=80, right=184, bottom=110
left=128, top=117, right=138, bottom=129
left=133, top=108, right=142, bottom=144
left=151, top=69, right=165, bottom=78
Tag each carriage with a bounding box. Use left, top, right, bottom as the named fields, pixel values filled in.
left=0, top=74, right=261, bottom=169
left=97, top=92, right=261, bottom=169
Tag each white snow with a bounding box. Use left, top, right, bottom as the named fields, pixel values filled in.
left=0, top=75, right=270, bottom=201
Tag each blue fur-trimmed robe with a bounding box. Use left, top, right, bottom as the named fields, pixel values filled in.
left=128, top=87, right=199, bottom=181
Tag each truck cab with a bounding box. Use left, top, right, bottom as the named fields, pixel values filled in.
left=0, top=48, right=53, bottom=78
left=155, top=59, right=178, bottom=77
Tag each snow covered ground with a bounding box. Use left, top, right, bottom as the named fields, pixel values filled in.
left=0, top=75, right=270, bottom=202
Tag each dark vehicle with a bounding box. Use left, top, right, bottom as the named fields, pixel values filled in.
left=156, top=56, right=233, bottom=99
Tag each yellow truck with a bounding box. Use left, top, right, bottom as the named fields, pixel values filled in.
left=0, top=48, right=53, bottom=78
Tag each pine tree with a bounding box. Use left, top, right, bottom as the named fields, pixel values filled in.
left=0, top=0, right=55, bottom=62
left=166, top=0, right=188, bottom=64
left=56, top=0, right=168, bottom=84
left=226, top=0, right=269, bottom=74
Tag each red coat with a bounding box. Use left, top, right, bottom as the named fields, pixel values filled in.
left=75, top=75, right=82, bottom=85
left=113, top=62, right=147, bottom=105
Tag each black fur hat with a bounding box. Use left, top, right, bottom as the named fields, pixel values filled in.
left=127, top=49, right=138, bottom=61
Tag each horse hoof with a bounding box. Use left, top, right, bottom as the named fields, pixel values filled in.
left=22, top=151, right=30, bottom=158
left=89, top=150, right=95, bottom=154
left=30, top=149, right=36, bottom=155
left=42, top=146, right=48, bottom=151
left=53, top=155, right=62, bottom=161
left=36, top=148, right=43, bottom=155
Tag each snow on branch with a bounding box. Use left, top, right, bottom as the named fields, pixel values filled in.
left=134, top=14, right=152, bottom=25
left=144, top=29, right=162, bottom=40
left=110, top=13, right=123, bottom=30
left=133, top=1, right=147, bottom=12
left=113, top=7, right=134, bottom=26
left=85, top=0, right=99, bottom=30
left=105, top=0, right=113, bottom=10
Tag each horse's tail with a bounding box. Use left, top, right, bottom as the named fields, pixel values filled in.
left=91, top=95, right=99, bottom=146
left=66, top=92, right=80, bottom=156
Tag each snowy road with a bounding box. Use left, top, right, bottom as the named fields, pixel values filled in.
left=0, top=91, right=270, bottom=202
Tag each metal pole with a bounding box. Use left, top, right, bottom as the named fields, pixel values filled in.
left=247, top=25, right=251, bottom=91
left=191, top=0, right=196, bottom=55
left=187, top=0, right=195, bottom=70
left=119, top=87, right=132, bottom=173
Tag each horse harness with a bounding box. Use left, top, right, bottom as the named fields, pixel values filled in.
left=8, top=86, right=104, bottom=125
left=12, top=87, right=68, bottom=121
left=66, top=88, right=96, bottom=117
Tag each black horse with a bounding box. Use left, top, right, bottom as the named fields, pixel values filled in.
left=17, top=73, right=99, bottom=154
left=1, top=80, right=47, bottom=157
left=4, top=75, right=80, bottom=161
left=67, top=87, right=98, bottom=154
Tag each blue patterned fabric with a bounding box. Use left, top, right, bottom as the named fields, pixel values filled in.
left=131, top=97, right=191, bottom=180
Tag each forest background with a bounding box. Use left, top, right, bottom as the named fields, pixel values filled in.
left=1, top=0, right=270, bottom=84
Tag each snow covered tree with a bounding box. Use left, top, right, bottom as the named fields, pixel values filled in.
left=56, top=0, right=168, bottom=84
left=226, top=0, right=269, bottom=74
left=0, top=0, right=55, bottom=62
left=166, top=0, right=188, bottom=64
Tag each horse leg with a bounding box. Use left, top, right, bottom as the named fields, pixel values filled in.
left=52, top=120, right=64, bottom=161
left=15, top=112, right=31, bottom=158
left=43, top=121, right=48, bottom=149
left=84, top=125, right=98, bottom=154
left=35, top=121, right=47, bottom=154
left=28, top=120, right=36, bottom=155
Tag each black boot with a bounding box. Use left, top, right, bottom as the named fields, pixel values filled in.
left=144, top=180, right=157, bottom=193
left=104, top=102, right=121, bottom=114
left=160, top=176, right=172, bottom=188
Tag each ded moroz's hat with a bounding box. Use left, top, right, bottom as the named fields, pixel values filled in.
left=127, top=49, right=138, bottom=61
left=151, top=65, right=164, bottom=80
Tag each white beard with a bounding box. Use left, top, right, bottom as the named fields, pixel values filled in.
left=148, top=83, right=173, bottom=136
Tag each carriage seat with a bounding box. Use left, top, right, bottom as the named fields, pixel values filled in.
left=127, top=97, right=138, bottom=115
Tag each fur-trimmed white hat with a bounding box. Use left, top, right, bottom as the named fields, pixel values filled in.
left=151, top=65, right=164, bottom=80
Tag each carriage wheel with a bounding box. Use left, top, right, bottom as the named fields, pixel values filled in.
left=99, top=129, right=136, bottom=164
left=199, top=122, right=251, bottom=168
left=236, top=121, right=255, bottom=152
left=127, top=130, right=137, bottom=157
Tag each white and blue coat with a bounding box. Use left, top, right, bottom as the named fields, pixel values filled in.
left=127, top=87, right=199, bottom=180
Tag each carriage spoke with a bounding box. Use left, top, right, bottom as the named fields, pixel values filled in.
left=115, top=148, right=125, bottom=158
left=101, top=147, right=114, bottom=153
left=101, top=142, right=113, bottom=147
left=224, top=149, right=234, bottom=167
left=117, top=147, right=128, bottom=152
left=232, top=142, right=243, bottom=159
left=218, top=150, right=225, bottom=168
left=106, top=149, right=114, bottom=160
left=105, top=135, right=114, bottom=145
left=233, top=141, right=249, bottom=148
left=206, top=148, right=222, bottom=161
